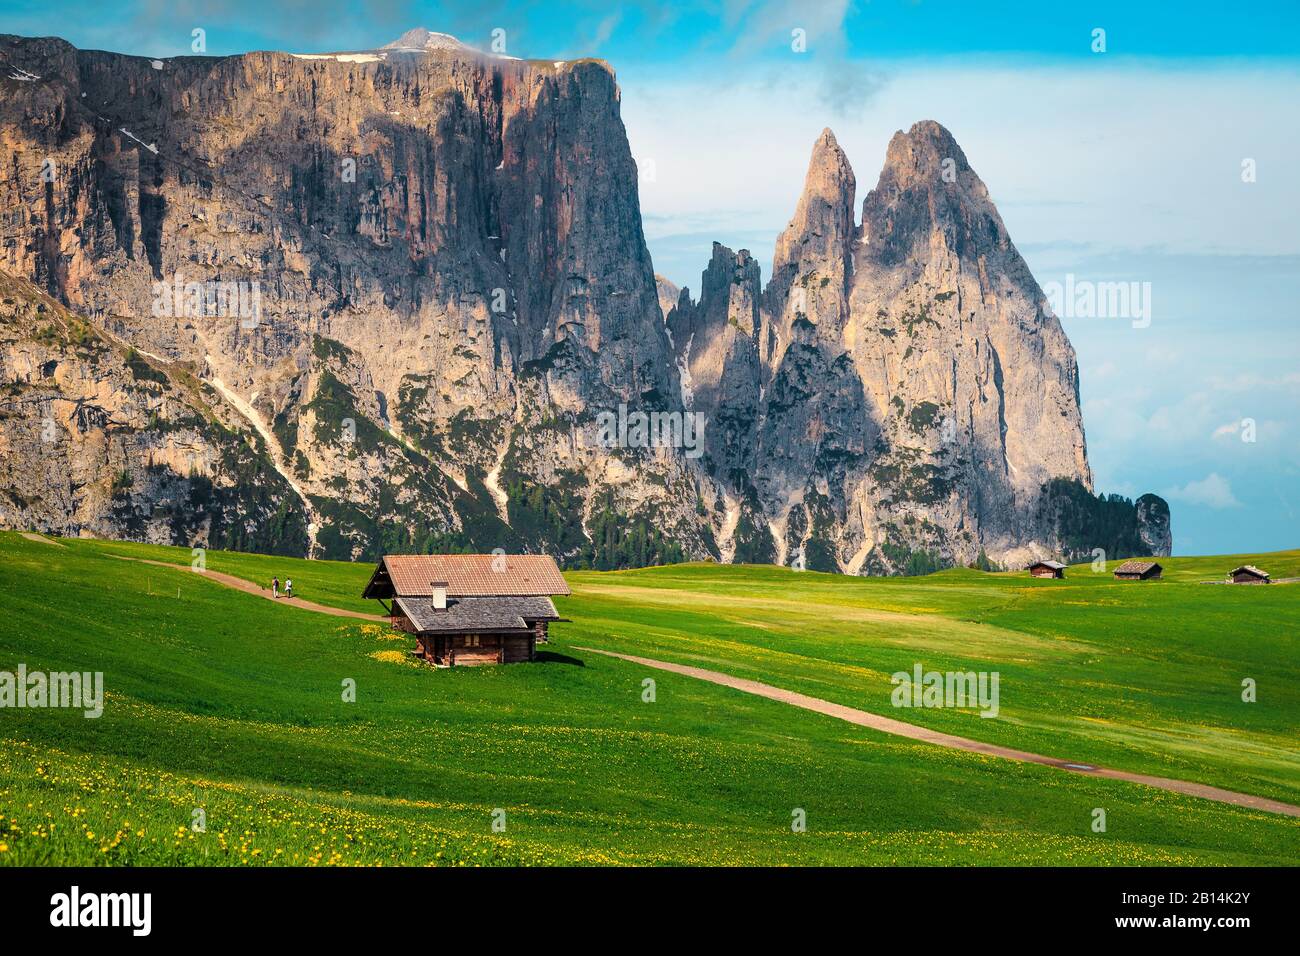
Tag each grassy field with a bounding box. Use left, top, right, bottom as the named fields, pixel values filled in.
left=0, top=532, right=1296, bottom=865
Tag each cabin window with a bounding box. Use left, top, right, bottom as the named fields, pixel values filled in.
left=464, top=635, right=480, bottom=647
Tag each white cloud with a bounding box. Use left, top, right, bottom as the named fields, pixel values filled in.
left=622, top=60, right=1300, bottom=286
left=1207, top=371, right=1300, bottom=392
left=1090, top=360, right=1117, bottom=381
left=722, top=0, right=853, bottom=59
left=1164, top=473, right=1243, bottom=509
left=1211, top=421, right=1243, bottom=440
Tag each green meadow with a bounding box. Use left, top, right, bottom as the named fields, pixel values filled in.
left=0, top=531, right=1296, bottom=865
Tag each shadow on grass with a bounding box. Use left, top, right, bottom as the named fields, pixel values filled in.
left=535, top=650, right=585, bottom=666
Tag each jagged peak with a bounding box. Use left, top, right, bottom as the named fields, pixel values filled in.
left=795, top=127, right=855, bottom=213
left=903, top=119, right=959, bottom=148
left=882, top=119, right=972, bottom=182
left=707, top=240, right=754, bottom=266
left=655, top=274, right=683, bottom=322
left=861, top=119, right=1010, bottom=270
left=806, top=127, right=853, bottom=183
left=813, top=126, right=841, bottom=150
left=768, top=129, right=857, bottom=290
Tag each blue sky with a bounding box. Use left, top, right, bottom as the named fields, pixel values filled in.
left=3, top=1, right=1299, bottom=556
left=4, top=1, right=1300, bottom=61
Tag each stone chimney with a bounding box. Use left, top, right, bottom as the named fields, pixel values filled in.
left=431, top=581, right=448, bottom=610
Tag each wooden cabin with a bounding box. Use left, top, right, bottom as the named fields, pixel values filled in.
left=1028, top=560, right=1066, bottom=579
left=1228, top=565, right=1270, bottom=585
left=1113, top=560, right=1163, bottom=581
left=361, top=554, right=571, bottom=667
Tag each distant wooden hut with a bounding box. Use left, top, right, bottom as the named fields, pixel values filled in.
left=1228, top=565, right=1270, bottom=585
left=1028, top=560, right=1066, bottom=579
left=362, top=554, right=571, bottom=667
left=1113, top=560, right=1163, bottom=581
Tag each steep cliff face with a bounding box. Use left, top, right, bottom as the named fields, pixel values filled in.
left=663, top=243, right=767, bottom=562
left=0, top=32, right=704, bottom=563
left=844, top=121, right=1094, bottom=571
left=669, top=123, right=1166, bottom=571
left=1135, top=493, right=1173, bottom=558
left=0, top=271, right=307, bottom=552
left=0, top=32, right=1167, bottom=569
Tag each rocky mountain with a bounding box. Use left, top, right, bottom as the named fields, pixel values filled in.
left=0, top=271, right=308, bottom=552
left=661, top=124, right=1169, bottom=570
left=0, top=31, right=1169, bottom=570
left=381, top=29, right=475, bottom=54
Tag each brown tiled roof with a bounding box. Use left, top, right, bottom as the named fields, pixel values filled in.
left=1113, top=560, right=1161, bottom=574
left=1229, top=565, right=1270, bottom=578
left=364, top=554, right=571, bottom=598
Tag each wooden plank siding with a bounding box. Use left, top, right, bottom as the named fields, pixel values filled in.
left=410, top=630, right=540, bottom=667
left=503, top=635, right=536, bottom=664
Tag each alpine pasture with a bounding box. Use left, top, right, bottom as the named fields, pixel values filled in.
left=0, top=532, right=1296, bottom=865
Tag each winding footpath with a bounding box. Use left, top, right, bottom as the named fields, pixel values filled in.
left=108, top=554, right=385, bottom=622
left=46, top=530, right=1294, bottom=820
left=574, top=646, right=1300, bottom=819
left=21, top=532, right=65, bottom=547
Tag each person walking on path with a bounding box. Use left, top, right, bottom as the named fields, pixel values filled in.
left=285, top=578, right=294, bottom=599
left=271, top=576, right=279, bottom=599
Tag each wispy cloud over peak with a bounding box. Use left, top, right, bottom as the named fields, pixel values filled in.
left=1164, top=473, right=1244, bottom=510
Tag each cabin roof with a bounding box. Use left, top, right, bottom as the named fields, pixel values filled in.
left=363, top=554, right=571, bottom=599
left=1113, top=560, right=1161, bottom=574
left=1030, top=560, right=1067, bottom=570
left=394, top=595, right=559, bottom=634
left=1229, top=565, right=1270, bottom=578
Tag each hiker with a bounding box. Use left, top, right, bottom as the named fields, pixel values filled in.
left=272, top=576, right=279, bottom=599
left=285, top=578, right=293, bottom=599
